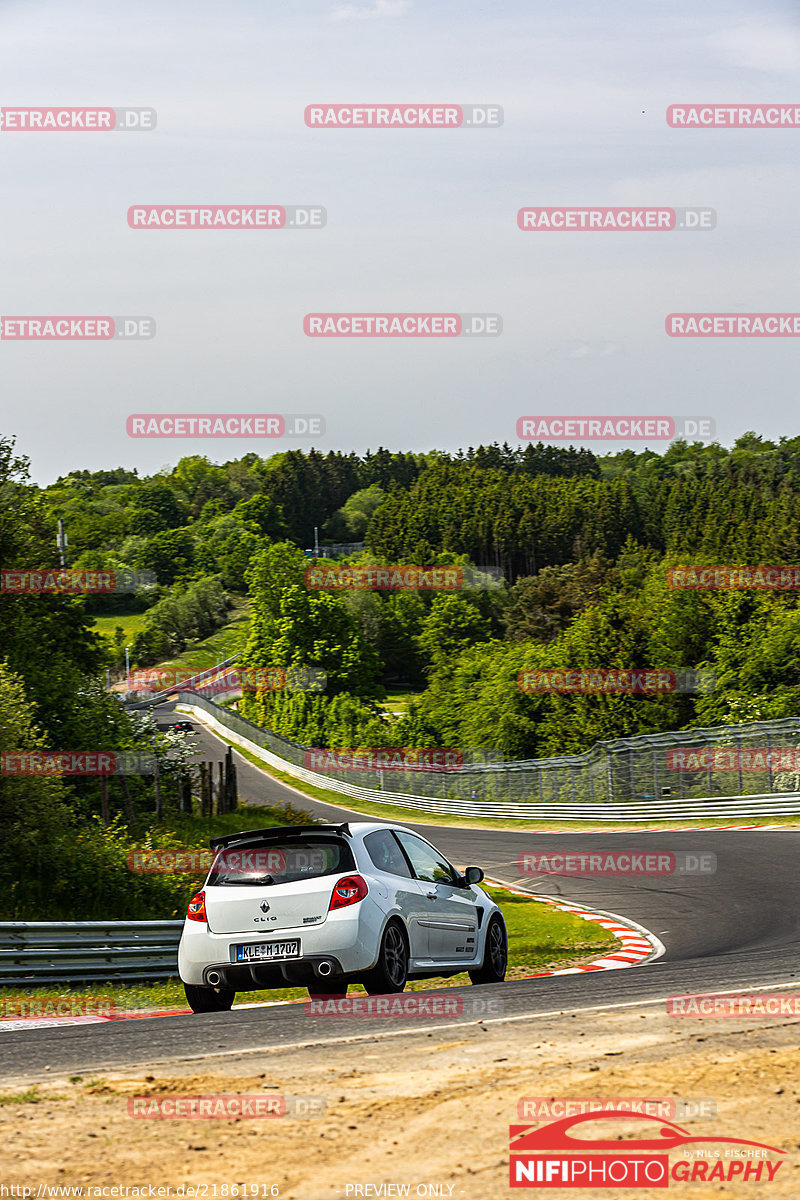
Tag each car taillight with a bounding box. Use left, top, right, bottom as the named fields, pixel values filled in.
left=329, top=875, right=368, bottom=911
left=187, top=890, right=207, bottom=922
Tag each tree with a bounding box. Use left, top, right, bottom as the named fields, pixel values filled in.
left=242, top=543, right=381, bottom=699
left=231, top=493, right=287, bottom=540
left=136, top=529, right=195, bottom=586
left=323, top=485, right=386, bottom=542
left=416, top=593, right=492, bottom=675
left=0, top=661, right=69, bottom=911
left=129, top=481, right=187, bottom=529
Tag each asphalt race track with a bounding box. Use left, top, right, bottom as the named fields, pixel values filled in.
left=3, top=704, right=799, bottom=1081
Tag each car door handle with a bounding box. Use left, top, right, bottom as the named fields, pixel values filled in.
left=425, top=891, right=438, bottom=900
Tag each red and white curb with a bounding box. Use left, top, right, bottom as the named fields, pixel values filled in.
left=486, top=877, right=664, bottom=977
left=525, top=900, right=663, bottom=976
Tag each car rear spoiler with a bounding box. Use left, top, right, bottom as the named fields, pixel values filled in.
left=209, top=823, right=351, bottom=851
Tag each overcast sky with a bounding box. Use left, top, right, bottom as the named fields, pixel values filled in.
left=1, top=0, right=798, bottom=483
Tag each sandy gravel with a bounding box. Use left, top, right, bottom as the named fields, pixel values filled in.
left=3, top=1002, right=800, bottom=1198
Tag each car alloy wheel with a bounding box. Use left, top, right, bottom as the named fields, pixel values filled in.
left=364, top=921, right=409, bottom=995
left=468, top=915, right=508, bottom=985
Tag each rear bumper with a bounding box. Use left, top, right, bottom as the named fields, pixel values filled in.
left=178, top=908, right=380, bottom=986
left=200, top=954, right=346, bottom=989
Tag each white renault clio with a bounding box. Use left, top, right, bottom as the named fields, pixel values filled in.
left=178, top=821, right=508, bottom=1012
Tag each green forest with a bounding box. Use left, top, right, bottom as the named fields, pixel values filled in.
left=3, top=431, right=800, bottom=915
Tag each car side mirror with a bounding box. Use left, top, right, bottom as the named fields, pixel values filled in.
left=463, top=866, right=484, bottom=885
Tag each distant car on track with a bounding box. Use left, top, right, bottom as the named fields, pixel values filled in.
left=172, top=720, right=195, bottom=733
left=178, top=821, right=507, bottom=1012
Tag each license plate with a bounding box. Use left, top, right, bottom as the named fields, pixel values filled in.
left=234, top=939, right=301, bottom=963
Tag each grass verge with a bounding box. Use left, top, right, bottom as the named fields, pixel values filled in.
left=154, top=601, right=250, bottom=677
left=90, top=611, right=149, bottom=643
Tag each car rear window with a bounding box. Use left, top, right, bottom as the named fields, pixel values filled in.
left=206, top=838, right=356, bottom=886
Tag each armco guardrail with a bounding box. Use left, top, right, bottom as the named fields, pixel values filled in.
left=172, top=693, right=800, bottom=821
left=0, top=921, right=183, bottom=985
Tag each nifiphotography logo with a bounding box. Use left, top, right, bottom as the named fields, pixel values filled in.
left=509, top=1111, right=785, bottom=1187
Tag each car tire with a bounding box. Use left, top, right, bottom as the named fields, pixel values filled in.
left=184, top=982, right=235, bottom=1013
left=468, top=915, right=508, bottom=984
left=362, top=921, right=409, bottom=995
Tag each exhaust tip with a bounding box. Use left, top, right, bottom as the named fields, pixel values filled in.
left=207, top=970, right=222, bottom=986
left=316, top=960, right=333, bottom=977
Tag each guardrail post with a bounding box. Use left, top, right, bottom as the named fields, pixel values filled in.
left=215, top=760, right=224, bottom=815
